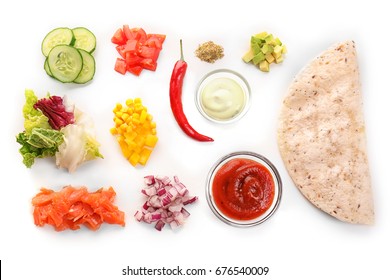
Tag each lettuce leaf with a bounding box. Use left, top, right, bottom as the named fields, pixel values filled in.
left=16, top=128, right=64, bottom=168
left=33, top=95, right=74, bottom=130
left=55, top=110, right=102, bottom=173
left=17, top=90, right=102, bottom=171
left=23, top=89, right=50, bottom=135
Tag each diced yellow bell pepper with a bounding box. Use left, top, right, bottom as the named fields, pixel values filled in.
left=145, top=135, right=158, bottom=147
left=111, top=98, right=158, bottom=167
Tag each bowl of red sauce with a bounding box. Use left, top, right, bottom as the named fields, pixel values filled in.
left=206, top=151, right=282, bottom=227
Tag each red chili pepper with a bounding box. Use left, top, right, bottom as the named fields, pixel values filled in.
left=169, top=40, right=214, bottom=142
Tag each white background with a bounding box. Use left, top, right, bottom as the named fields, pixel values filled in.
left=1, top=0, right=389, bottom=279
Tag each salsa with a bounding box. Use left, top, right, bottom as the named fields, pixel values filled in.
left=212, top=158, right=275, bottom=220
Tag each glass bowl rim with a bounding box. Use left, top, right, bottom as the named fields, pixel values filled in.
left=205, top=151, right=282, bottom=227
left=195, top=68, right=251, bottom=124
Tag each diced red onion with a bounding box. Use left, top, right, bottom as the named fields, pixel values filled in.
left=155, top=220, right=165, bottom=231
left=181, top=207, right=190, bottom=218
left=134, top=175, right=197, bottom=231
left=144, top=175, right=155, bottom=186
left=157, top=188, right=166, bottom=196
left=134, top=211, right=143, bottom=222
left=183, top=196, right=198, bottom=205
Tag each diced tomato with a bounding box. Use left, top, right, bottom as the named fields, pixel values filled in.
left=125, top=53, right=143, bottom=67
left=127, top=65, right=143, bottom=76
left=112, top=25, right=165, bottom=76
left=111, top=28, right=126, bottom=45
left=115, top=45, right=126, bottom=58
left=139, top=45, right=158, bottom=58
left=123, top=25, right=134, bottom=40
left=146, top=34, right=166, bottom=45
left=145, top=37, right=162, bottom=49
left=139, top=58, right=157, bottom=71
left=114, top=58, right=127, bottom=75
left=132, top=28, right=147, bottom=43
left=123, top=39, right=139, bottom=54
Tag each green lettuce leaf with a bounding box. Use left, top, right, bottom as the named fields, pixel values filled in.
left=16, top=128, right=64, bottom=168
left=23, top=89, right=50, bottom=134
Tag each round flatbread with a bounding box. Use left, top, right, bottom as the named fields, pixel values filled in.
left=277, top=41, right=374, bottom=224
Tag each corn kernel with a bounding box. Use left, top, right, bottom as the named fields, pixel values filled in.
left=115, top=111, right=123, bottom=118
left=121, top=113, right=130, bottom=121
left=115, top=103, right=122, bottom=111
left=110, top=127, right=117, bottom=135
left=115, top=118, right=124, bottom=126
left=126, top=99, right=133, bottom=106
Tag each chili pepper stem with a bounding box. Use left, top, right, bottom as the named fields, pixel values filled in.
left=179, top=39, right=185, bottom=61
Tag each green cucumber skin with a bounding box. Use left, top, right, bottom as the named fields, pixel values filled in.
left=44, top=58, right=53, bottom=77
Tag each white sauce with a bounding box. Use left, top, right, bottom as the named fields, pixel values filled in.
left=200, top=77, right=246, bottom=121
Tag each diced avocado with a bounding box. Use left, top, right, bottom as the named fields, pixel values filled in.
left=274, top=37, right=282, bottom=46
left=275, top=55, right=284, bottom=64
left=251, top=43, right=261, bottom=55
left=251, top=36, right=263, bottom=50
left=261, top=44, right=273, bottom=54
left=265, top=34, right=274, bottom=44
left=252, top=52, right=265, bottom=65
left=265, top=53, right=275, bottom=63
left=242, top=49, right=255, bottom=63
left=272, top=45, right=283, bottom=59
left=254, top=32, right=268, bottom=40
left=259, top=60, right=270, bottom=72
left=242, top=31, right=286, bottom=73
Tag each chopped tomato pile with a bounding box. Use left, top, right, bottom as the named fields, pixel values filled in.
left=112, top=25, right=166, bottom=76
left=32, top=186, right=125, bottom=231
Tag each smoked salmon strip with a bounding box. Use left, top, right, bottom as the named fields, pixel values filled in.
left=32, top=186, right=125, bottom=231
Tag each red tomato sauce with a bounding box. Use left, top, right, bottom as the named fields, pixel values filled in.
left=212, top=158, right=275, bottom=220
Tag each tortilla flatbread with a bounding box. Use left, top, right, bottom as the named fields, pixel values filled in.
left=277, top=40, right=374, bottom=224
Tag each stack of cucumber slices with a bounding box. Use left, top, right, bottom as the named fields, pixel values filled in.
left=42, top=27, right=96, bottom=84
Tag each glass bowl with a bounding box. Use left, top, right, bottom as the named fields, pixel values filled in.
left=195, top=69, right=251, bottom=124
left=205, top=151, right=282, bottom=227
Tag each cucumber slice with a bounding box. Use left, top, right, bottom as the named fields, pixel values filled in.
left=44, top=58, right=53, bottom=77
left=47, top=45, right=83, bottom=83
left=72, top=27, right=96, bottom=53
left=41, top=27, right=75, bottom=57
left=74, top=49, right=96, bottom=84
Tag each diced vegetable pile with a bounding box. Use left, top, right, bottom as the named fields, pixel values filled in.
left=112, top=25, right=166, bottom=76
left=242, top=31, right=287, bottom=72
left=42, top=27, right=96, bottom=84
left=134, top=175, right=198, bottom=231
left=110, top=98, right=158, bottom=166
